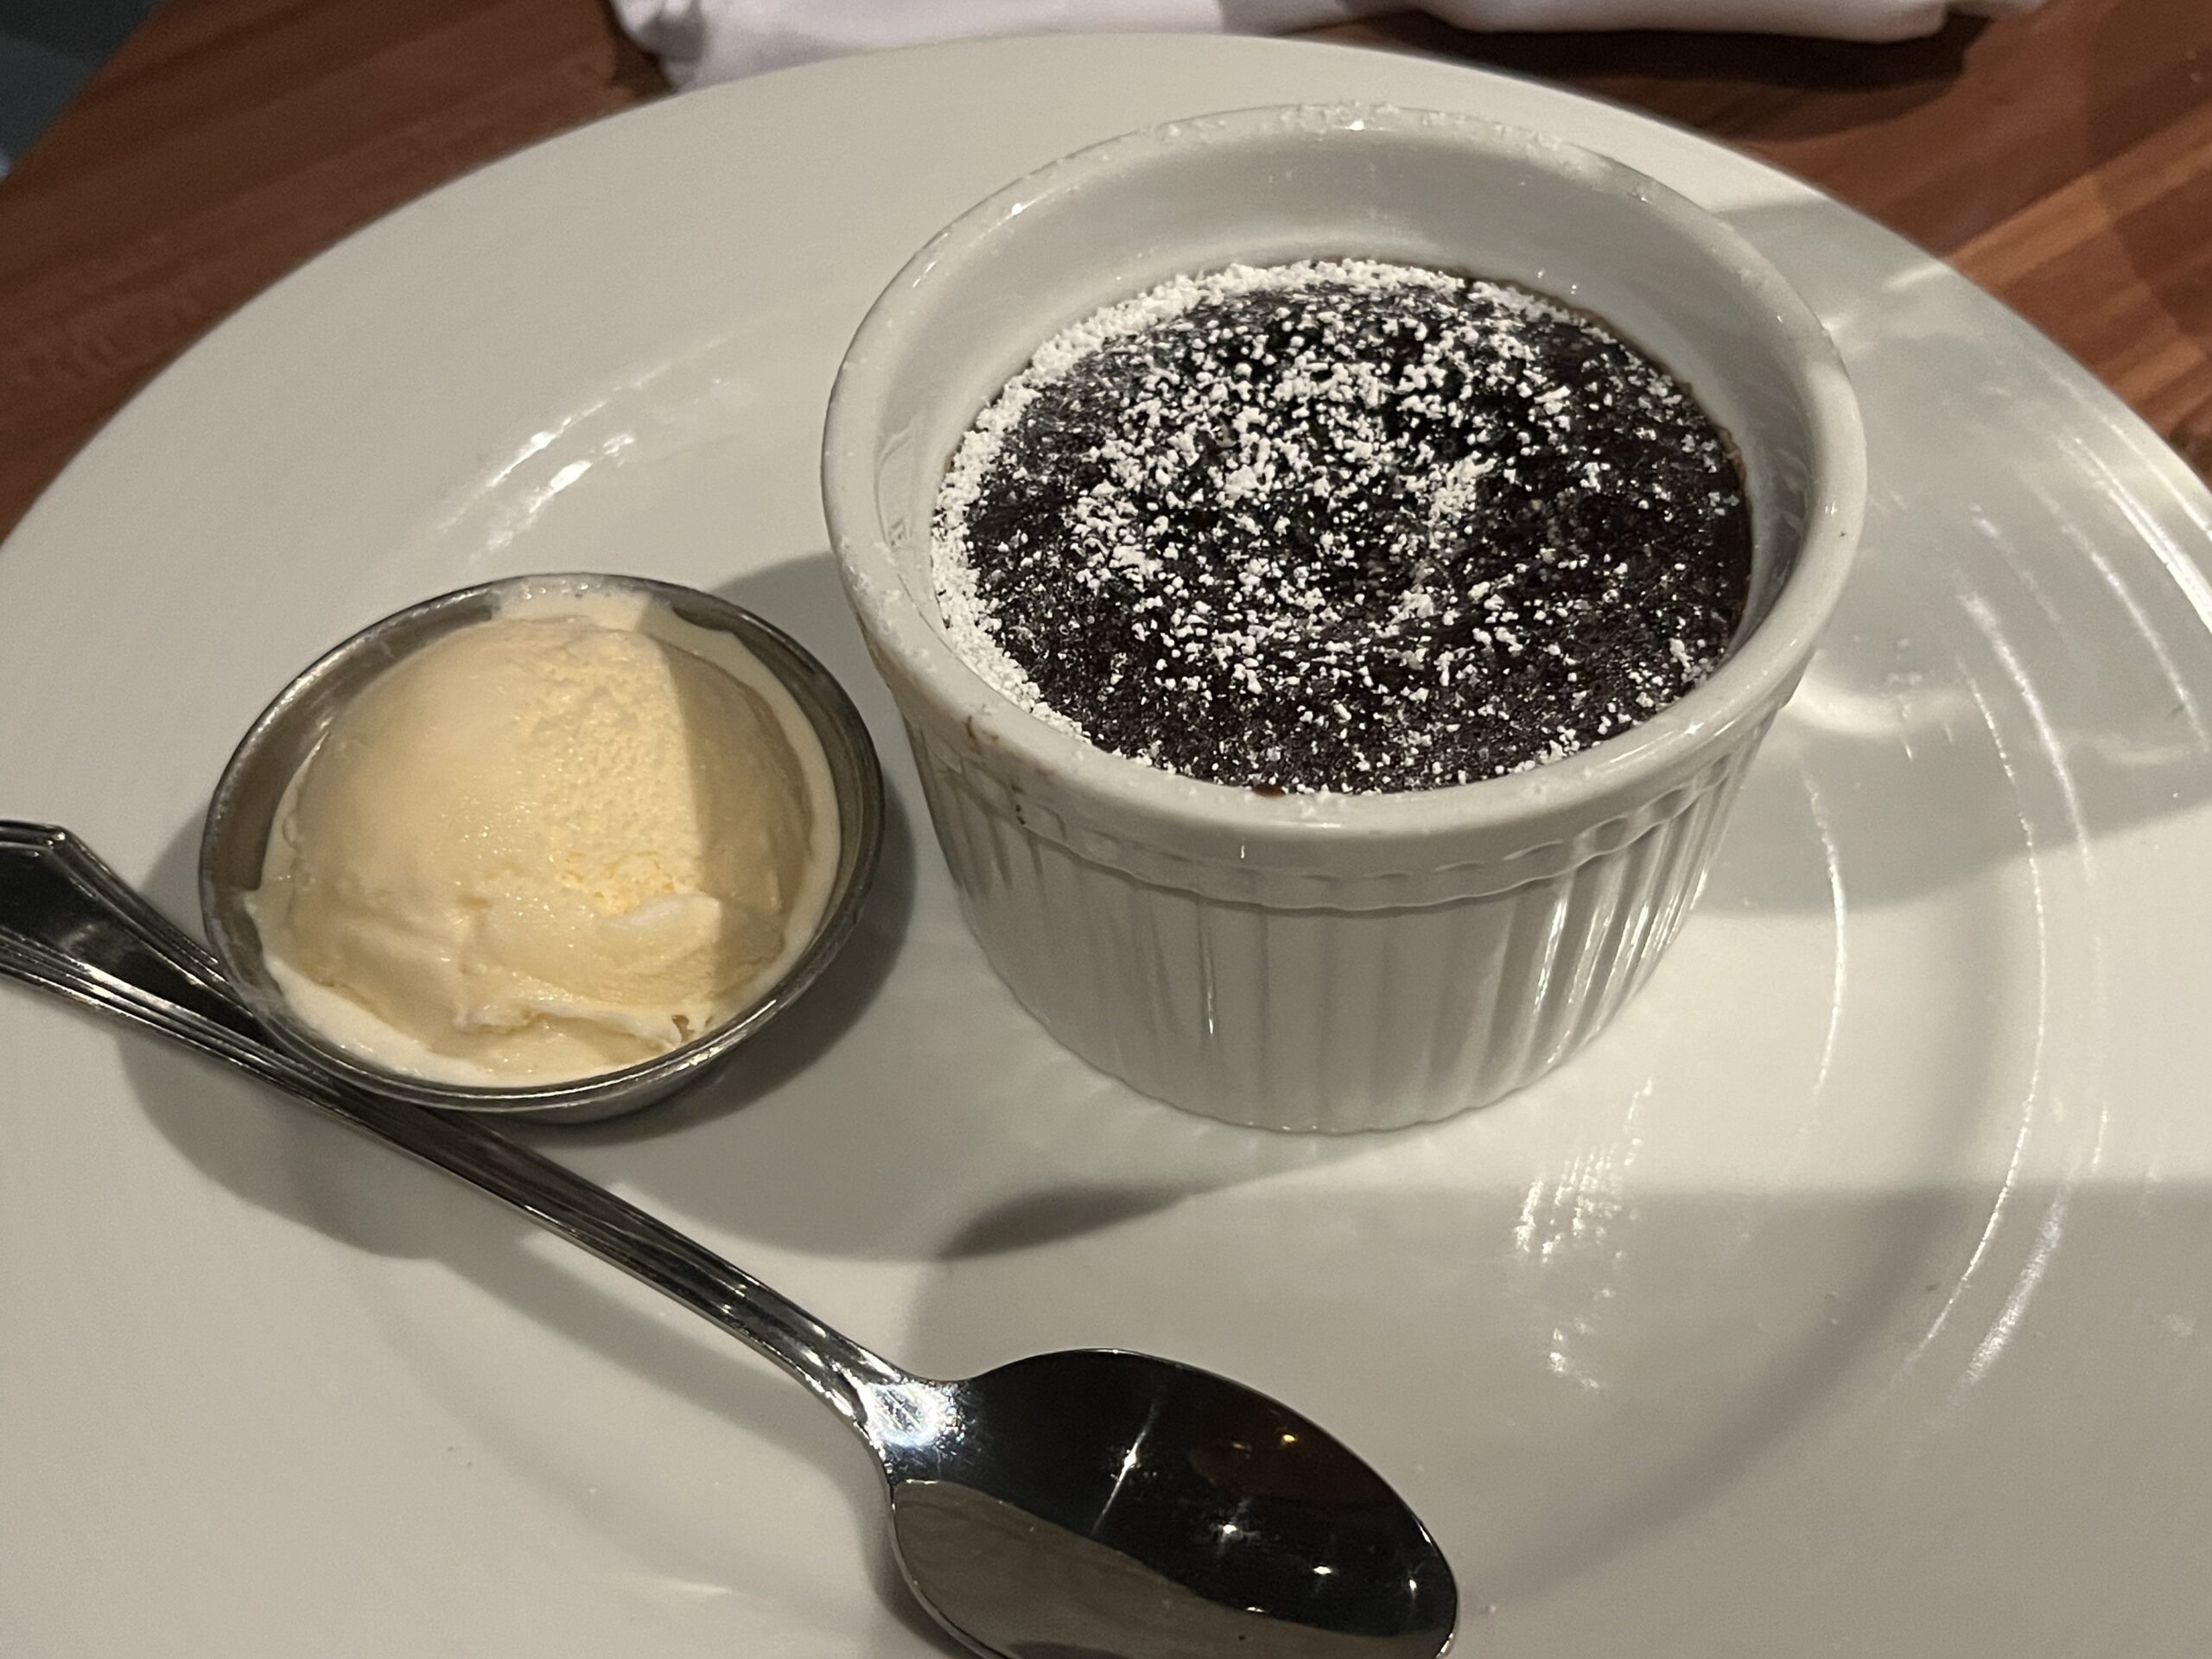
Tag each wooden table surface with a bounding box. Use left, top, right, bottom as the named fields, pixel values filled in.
left=0, top=0, right=2205, bottom=545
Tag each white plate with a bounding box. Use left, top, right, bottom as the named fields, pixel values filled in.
left=3, top=33, right=2209, bottom=1656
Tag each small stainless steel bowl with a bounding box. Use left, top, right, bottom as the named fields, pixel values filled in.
left=199, top=573, right=884, bottom=1125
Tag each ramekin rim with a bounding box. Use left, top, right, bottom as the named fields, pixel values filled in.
left=823, top=102, right=1866, bottom=843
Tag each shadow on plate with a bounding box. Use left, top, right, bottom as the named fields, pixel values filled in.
left=111, top=722, right=1331, bottom=1651
left=112, top=1004, right=963, bottom=1650
left=118, top=808, right=962, bottom=1651
left=88, top=949, right=2212, bottom=1657
left=884, top=1169, right=2212, bottom=1648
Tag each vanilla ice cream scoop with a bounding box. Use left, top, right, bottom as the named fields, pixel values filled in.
left=250, top=590, right=836, bottom=1083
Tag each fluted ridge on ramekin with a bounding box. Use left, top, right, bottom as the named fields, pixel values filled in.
left=910, top=720, right=1764, bottom=1132
left=896, top=702, right=1758, bottom=910
left=823, top=109, right=1865, bottom=1130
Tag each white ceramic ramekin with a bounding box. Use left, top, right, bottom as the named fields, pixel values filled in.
left=823, top=105, right=1864, bottom=1133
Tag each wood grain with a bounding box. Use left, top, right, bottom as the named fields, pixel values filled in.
left=0, top=0, right=663, bottom=537
left=1320, top=0, right=2212, bottom=475
left=0, top=0, right=2204, bottom=545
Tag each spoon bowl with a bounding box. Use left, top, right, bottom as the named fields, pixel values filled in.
left=887, top=1351, right=1456, bottom=1657
left=0, top=822, right=1458, bottom=1659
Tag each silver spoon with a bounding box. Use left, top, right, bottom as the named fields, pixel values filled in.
left=0, top=822, right=1458, bottom=1659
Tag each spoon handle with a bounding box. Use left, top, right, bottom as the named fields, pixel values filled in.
left=0, top=821, right=913, bottom=1434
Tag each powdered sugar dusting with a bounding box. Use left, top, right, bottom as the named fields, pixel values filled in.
left=933, top=259, right=1749, bottom=792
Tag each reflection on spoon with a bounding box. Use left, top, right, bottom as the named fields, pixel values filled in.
left=893, top=1350, right=1453, bottom=1656
left=0, top=823, right=1457, bottom=1659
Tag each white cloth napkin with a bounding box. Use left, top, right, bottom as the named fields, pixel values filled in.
left=614, top=0, right=2041, bottom=88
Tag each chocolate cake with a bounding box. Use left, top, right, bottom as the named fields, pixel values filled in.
left=932, top=258, right=1752, bottom=794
